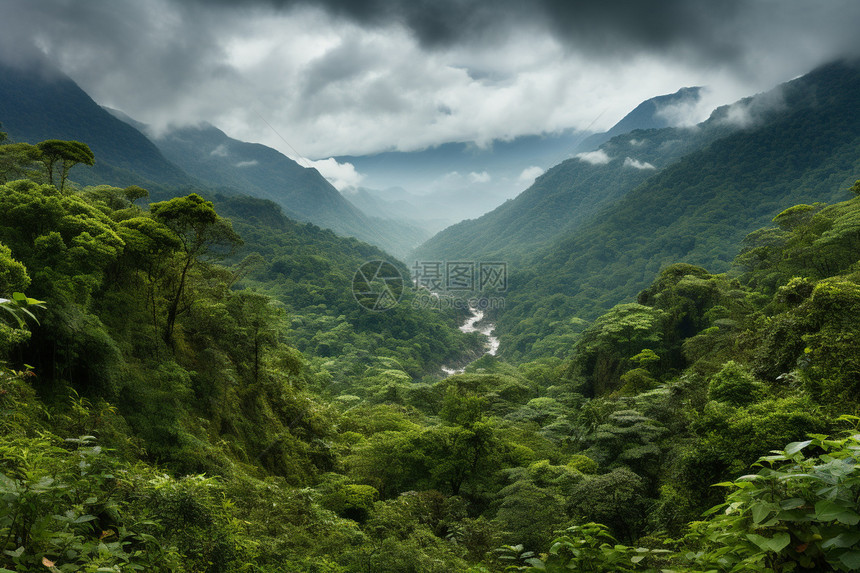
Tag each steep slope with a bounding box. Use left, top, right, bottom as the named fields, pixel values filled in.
left=153, top=123, right=350, bottom=222
left=140, top=122, right=427, bottom=260
left=0, top=60, right=421, bottom=260
left=413, top=88, right=728, bottom=266
left=213, top=194, right=480, bottom=380
left=335, top=130, right=590, bottom=223
left=0, top=63, right=192, bottom=187
left=497, top=60, right=860, bottom=360
left=577, top=86, right=702, bottom=151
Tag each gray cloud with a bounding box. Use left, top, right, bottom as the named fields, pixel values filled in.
left=0, top=0, right=858, bottom=159
left=191, top=0, right=858, bottom=68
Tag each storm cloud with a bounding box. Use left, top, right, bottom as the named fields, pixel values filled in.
left=1, top=1, right=858, bottom=159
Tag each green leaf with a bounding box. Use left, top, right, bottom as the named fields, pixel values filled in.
left=752, top=503, right=774, bottom=524
left=780, top=498, right=806, bottom=510
left=839, top=551, right=860, bottom=570
left=822, top=531, right=860, bottom=549
left=815, top=500, right=845, bottom=521
left=747, top=533, right=791, bottom=553
left=785, top=440, right=813, bottom=455
left=74, top=514, right=98, bottom=523
left=770, top=533, right=791, bottom=553
left=746, top=534, right=770, bottom=551
left=835, top=511, right=860, bottom=526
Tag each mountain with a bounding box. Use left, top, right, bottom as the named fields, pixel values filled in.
left=335, top=130, right=590, bottom=224
left=0, top=60, right=425, bottom=259
left=577, top=86, right=703, bottom=151
left=495, top=60, right=860, bottom=360
left=341, top=87, right=703, bottom=235
left=123, top=120, right=428, bottom=260
left=148, top=122, right=365, bottom=226
left=0, top=62, right=192, bottom=187
left=413, top=88, right=727, bottom=266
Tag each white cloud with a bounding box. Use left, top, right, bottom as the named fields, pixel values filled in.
left=623, top=157, right=656, bottom=170
left=304, top=157, right=364, bottom=190
left=716, top=87, right=788, bottom=128
left=575, top=150, right=611, bottom=165
left=469, top=171, right=491, bottom=183
left=210, top=144, right=229, bottom=157
left=6, top=1, right=859, bottom=160
left=234, top=160, right=258, bottom=168
left=518, top=166, right=544, bottom=182
left=17, top=4, right=755, bottom=159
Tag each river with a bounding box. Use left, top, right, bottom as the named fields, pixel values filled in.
left=441, top=306, right=500, bottom=375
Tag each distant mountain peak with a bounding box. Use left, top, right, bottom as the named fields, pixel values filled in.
left=0, top=62, right=192, bottom=187
left=579, top=86, right=703, bottom=151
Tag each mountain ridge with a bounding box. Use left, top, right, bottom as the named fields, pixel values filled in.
left=0, top=63, right=193, bottom=188
left=495, top=59, right=860, bottom=359
left=412, top=87, right=728, bottom=266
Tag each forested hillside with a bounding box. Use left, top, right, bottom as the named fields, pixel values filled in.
left=575, top=86, right=702, bottom=156
left=136, top=121, right=430, bottom=260
left=0, top=63, right=192, bottom=188
left=412, top=89, right=731, bottom=266
left=4, top=91, right=860, bottom=571
left=0, top=61, right=428, bottom=260
left=495, top=60, right=860, bottom=360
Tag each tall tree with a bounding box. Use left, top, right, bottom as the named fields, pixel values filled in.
left=0, top=142, right=43, bottom=183
left=149, top=193, right=241, bottom=344
left=36, top=139, right=94, bottom=193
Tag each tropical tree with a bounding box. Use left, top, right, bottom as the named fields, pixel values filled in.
left=0, top=142, right=42, bottom=183
left=149, top=193, right=241, bottom=343
left=36, top=140, right=95, bottom=193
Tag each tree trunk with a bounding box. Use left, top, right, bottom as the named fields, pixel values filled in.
left=163, top=256, right=192, bottom=344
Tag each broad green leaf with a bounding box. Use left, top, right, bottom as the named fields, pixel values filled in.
left=822, top=531, right=860, bottom=549
left=747, top=533, right=771, bottom=551
left=815, top=500, right=846, bottom=521
left=780, top=498, right=806, bottom=510
left=769, top=533, right=791, bottom=553
left=835, top=511, right=860, bottom=526
left=839, top=551, right=860, bottom=570
left=74, top=514, right=98, bottom=523
left=752, top=503, right=775, bottom=524
left=747, top=533, right=790, bottom=553
left=785, top=440, right=813, bottom=455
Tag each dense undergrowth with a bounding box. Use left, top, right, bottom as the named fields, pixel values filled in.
left=2, top=128, right=860, bottom=571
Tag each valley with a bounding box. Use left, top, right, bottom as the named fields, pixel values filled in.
left=441, top=304, right=500, bottom=375
left=2, top=4, right=860, bottom=571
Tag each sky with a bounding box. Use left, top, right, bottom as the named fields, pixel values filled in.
left=2, top=0, right=860, bottom=188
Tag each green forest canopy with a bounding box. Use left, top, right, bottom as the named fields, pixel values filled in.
left=2, top=127, right=860, bottom=571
